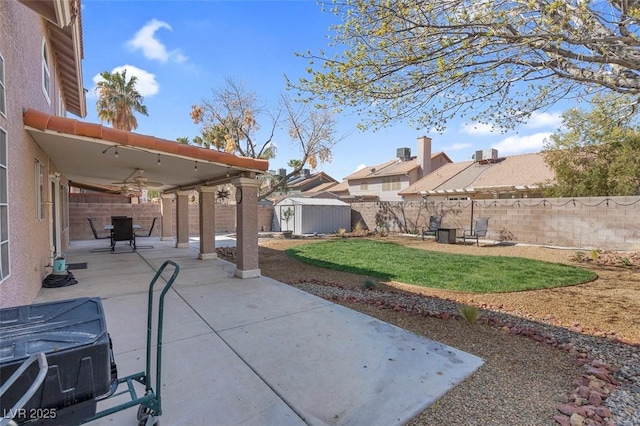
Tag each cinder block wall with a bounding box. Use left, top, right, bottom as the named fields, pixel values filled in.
left=351, top=196, right=640, bottom=250
left=71, top=202, right=274, bottom=240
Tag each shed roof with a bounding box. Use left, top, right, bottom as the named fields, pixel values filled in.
left=275, top=197, right=350, bottom=207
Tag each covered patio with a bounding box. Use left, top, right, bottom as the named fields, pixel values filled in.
left=32, top=237, right=484, bottom=425
left=23, top=108, right=266, bottom=278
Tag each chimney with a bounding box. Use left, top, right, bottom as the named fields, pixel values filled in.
left=417, top=136, right=432, bottom=179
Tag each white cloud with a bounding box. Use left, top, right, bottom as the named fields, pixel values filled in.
left=354, top=164, right=366, bottom=172
left=492, top=132, right=552, bottom=154
left=524, top=111, right=562, bottom=129
left=460, top=122, right=495, bottom=135
left=91, top=65, right=159, bottom=98
left=126, top=19, right=188, bottom=64
left=446, top=143, right=472, bottom=151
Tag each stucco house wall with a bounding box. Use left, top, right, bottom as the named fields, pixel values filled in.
left=0, top=2, right=74, bottom=307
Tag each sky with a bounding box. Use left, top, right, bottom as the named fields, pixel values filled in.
left=80, top=0, right=568, bottom=181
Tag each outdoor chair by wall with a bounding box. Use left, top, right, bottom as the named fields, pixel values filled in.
left=139, top=217, right=157, bottom=237
left=421, top=215, right=442, bottom=241
left=111, top=217, right=136, bottom=252
left=461, top=217, right=489, bottom=246
left=87, top=218, right=110, bottom=240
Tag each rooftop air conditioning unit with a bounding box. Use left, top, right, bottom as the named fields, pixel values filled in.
left=474, top=149, right=498, bottom=162
left=397, top=147, right=411, bottom=161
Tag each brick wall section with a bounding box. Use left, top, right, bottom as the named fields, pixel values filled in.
left=71, top=202, right=275, bottom=240
left=351, top=196, right=640, bottom=250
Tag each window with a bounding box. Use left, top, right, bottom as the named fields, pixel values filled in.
left=0, top=52, right=5, bottom=116
left=42, top=40, right=51, bottom=103
left=35, top=159, right=45, bottom=221
left=360, top=181, right=368, bottom=190
left=0, top=128, right=9, bottom=280
left=382, top=176, right=401, bottom=191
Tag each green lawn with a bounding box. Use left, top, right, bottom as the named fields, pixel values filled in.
left=285, top=239, right=597, bottom=293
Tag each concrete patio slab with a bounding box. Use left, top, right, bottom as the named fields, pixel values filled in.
left=31, top=238, right=484, bottom=426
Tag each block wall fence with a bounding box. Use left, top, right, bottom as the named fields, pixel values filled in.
left=351, top=196, right=640, bottom=250
left=70, top=202, right=274, bottom=241
left=70, top=195, right=639, bottom=250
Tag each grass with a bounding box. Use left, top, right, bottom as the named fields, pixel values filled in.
left=285, top=239, right=597, bottom=293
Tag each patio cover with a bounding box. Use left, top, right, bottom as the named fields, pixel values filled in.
left=23, top=108, right=268, bottom=193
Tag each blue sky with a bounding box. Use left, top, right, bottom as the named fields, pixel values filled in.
left=81, top=0, right=567, bottom=181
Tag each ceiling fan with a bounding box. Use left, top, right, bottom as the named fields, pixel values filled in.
left=111, top=169, right=163, bottom=196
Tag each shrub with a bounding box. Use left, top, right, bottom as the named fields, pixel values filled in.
left=459, top=304, right=479, bottom=324
left=362, top=277, right=377, bottom=289
left=338, top=228, right=346, bottom=237
left=590, top=249, right=600, bottom=260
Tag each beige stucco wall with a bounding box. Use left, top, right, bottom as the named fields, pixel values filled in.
left=0, top=2, right=69, bottom=307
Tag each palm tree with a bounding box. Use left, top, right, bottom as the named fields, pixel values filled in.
left=95, top=70, right=148, bottom=131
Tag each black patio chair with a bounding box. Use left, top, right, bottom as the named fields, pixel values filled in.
left=461, top=217, right=489, bottom=246
left=139, top=217, right=157, bottom=237
left=421, top=215, right=442, bottom=241
left=111, top=217, right=136, bottom=252
left=87, top=218, right=110, bottom=240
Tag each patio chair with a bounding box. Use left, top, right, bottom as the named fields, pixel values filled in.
left=461, top=217, right=489, bottom=246
left=421, top=215, right=442, bottom=241
left=139, top=217, right=157, bottom=237
left=111, top=217, right=136, bottom=252
left=87, top=218, right=110, bottom=240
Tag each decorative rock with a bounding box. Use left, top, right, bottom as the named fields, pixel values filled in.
left=557, top=403, right=578, bottom=416
left=569, top=413, right=585, bottom=426
left=595, top=406, right=611, bottom=418
left=554, top=414, right=570, bottom=426
left=588, top=391, right=602, bottom=406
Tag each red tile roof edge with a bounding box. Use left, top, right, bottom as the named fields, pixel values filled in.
left=23, top=108, right=269, bottom=171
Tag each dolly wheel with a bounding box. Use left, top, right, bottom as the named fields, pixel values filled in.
left=137, top=405, right=156, bottom=420
left=138, top=415, right=159, bottom=426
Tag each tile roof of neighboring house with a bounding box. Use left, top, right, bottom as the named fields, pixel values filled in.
left=345, top=159, right=417, bottom=180
left=304, top=181, right=339, bottom=193
left=400, top=161, right=474, bottom=194
left=326, top=180, right=349, bottom=193
left=288, top=172, right=338, bottom=189
left=345, top=152, right=451, bottom=180
left=400, top=152, right=555, bottom=195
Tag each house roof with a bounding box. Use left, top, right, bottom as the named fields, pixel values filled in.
left=287, top=171, right=338, bottom=189
left=345, top=159, right=418, bottom=180
left=400, top=152, right=555, bottom=195
left=19, top=0, right=86, bottom=117
left=344, top=151, right=452, bottom=181
left=303, top=181, right=339, bottom=193
left=23, top=109, right=269, bottom=193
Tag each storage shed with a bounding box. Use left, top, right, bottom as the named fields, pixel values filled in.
left=273, top=197, right=351, bottom=234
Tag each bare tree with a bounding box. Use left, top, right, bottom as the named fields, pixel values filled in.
left=295, top=0, right=640, bottom=132
left=191, top=77, right=342, bottom=198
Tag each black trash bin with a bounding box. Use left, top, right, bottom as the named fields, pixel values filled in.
left=0, top=298, right=114, bottom=425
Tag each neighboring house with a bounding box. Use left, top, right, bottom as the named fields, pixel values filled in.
left=1, top=0, right=268, bottom=309
left=303, top=180, right=351, bottom=200
left=344, top=136, right=452, bottom=201
left=399, top=151, right=556, bottom=201
left=265, top=169, right=338, bottom=200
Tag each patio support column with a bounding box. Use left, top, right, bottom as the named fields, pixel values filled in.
left=232, top=177, right=260, bottom=278
left=160, top=193, right=174, bottom=241
left=175, top=190, right=190, bottom=248
left=198, top=186, right=217, bottom=260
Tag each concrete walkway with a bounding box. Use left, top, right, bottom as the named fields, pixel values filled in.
left=34, top=238, right=483, bottom=425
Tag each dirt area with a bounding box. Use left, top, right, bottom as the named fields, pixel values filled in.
left=254, top=234, right=639, bottom=344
